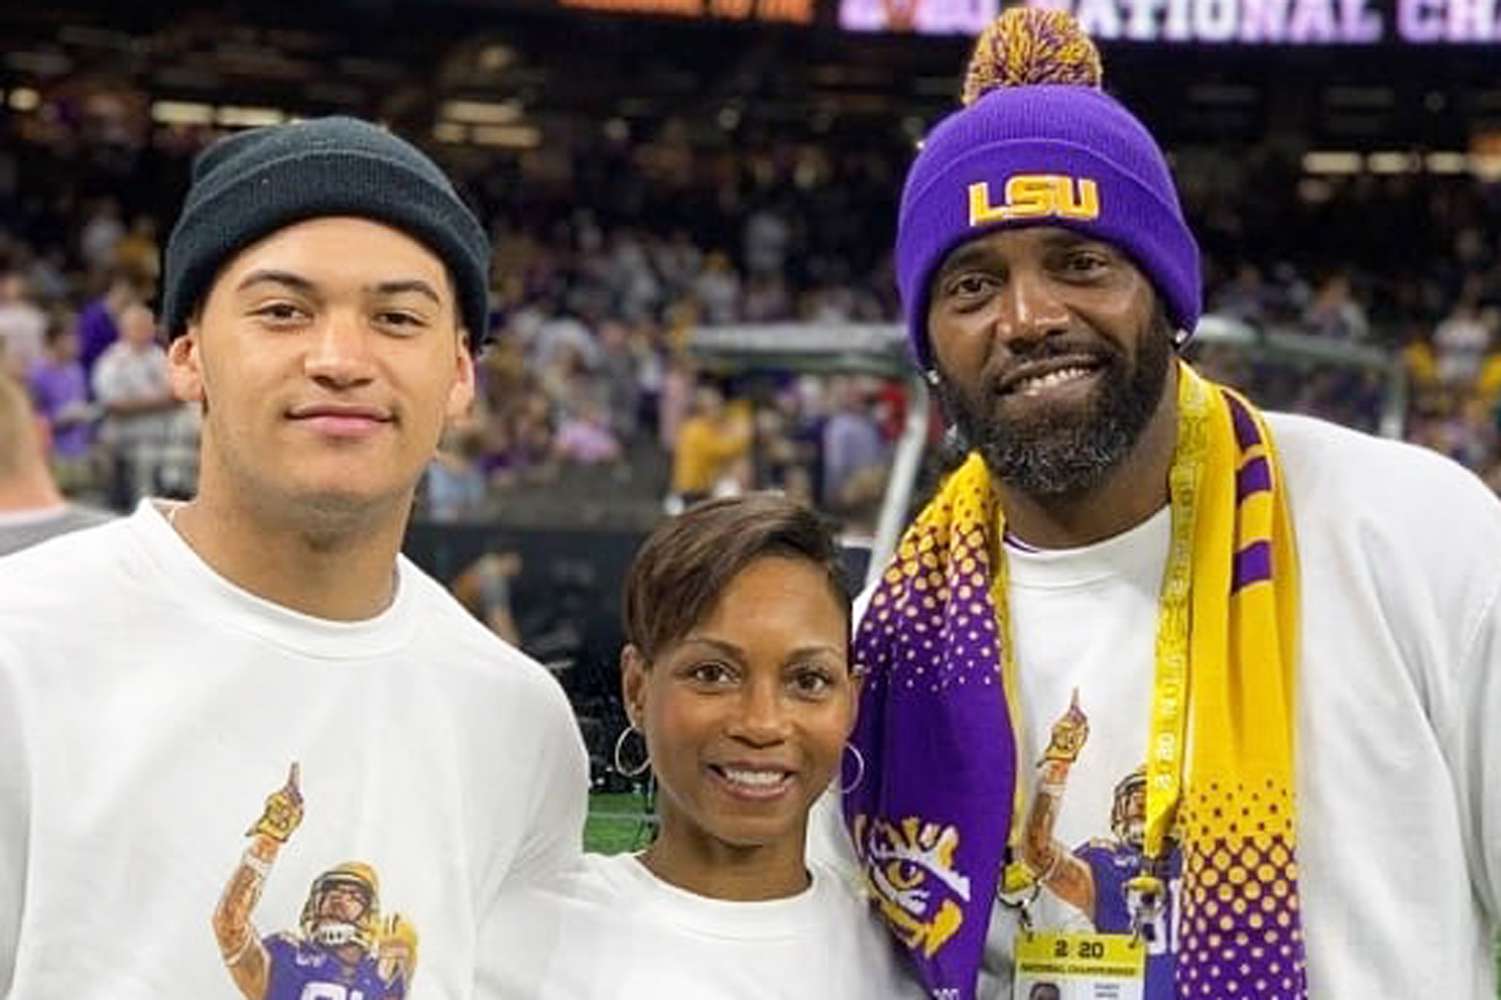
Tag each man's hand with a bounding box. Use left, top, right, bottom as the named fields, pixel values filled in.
left=1040, top=689, right=1090, bottom=765
left=246, top=762, right=304, bottom=842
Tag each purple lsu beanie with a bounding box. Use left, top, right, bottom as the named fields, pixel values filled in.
left=895, top=13, right=1201, bottom=370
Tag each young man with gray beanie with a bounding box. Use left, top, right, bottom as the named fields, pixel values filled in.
left=811, top=10, right=1501, bottom=1000
left=0, top=117, right=588, bottom=998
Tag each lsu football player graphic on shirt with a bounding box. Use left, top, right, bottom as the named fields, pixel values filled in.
left=1018, top=693, right=1182, bottom=998
left=211, top=764, right=420, bottom=1000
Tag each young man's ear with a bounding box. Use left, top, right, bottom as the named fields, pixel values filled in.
left=167, top=325, right=205, bottom=404
left=445, top=334, right=476, bottom=423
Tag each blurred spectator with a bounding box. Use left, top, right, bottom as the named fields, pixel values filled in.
left=1475, top=333, right=1501, bottom=405
left=27, top=248, right=71, bottom=304
left=821, top=377, right=888, bottom=511
left=530, top=307, right=602, bottom=373
left=693, top=252, right=741, bottom=326
left=77, top=270, right=146, bottom=381
left=0, top=272, right=47, bottom=377
left=1433, top=288, right=1494, bottom=387
left=554, top=400, right=623, bottom=466
left=669, top=384, right=752, bottom=504
left=657, top=353, right=697, bottom=452
left=754, top=397, right=816, bottom=504
left=742, top=272, right=793, bottom=323
left=502, top=391, right=559, bottom=483
left=1410, top=389, right=1498, bottom=471
left=743, top=205, right=792, bottom=278
left=1485, top=457, right=1501, bottom=496
left=451, top=552, right=524, bottom=646
left=27, top=313, right=97, bottom=494
left=0, top=373, right=111, bottom=557
left=629, top=322, right=667, bottom=438
left=426, top=421, right=490, bottom=522
left=1211, top=263, right=1271, bottom=325
left=1454, top=394, right=1499, bottom=470
left=113, top=216, right=162, bottom=285
left=606, top=230, right=662, bottom=322
left=156, top=401, right=202, bottom=501
left=653, top=229, right=702, bottom=296
left=539, top=344, right=598, bottom=421
left=79, top=198, right=125, bottom=276
left=1302, top=272, right=1370, bottom=341
left=597, top=320, right=642, bottom=441
left=93, top=304, right=178, bottom=508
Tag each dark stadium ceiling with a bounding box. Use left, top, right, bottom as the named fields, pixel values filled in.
left=2, top=0, right=1500, bottom=152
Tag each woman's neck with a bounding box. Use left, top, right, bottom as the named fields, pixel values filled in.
left=639, top=811, right=810, bottom=902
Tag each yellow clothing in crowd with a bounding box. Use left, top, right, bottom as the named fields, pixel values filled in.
left=671, top=404, right=751, bottom=495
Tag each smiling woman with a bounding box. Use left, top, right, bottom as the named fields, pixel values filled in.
left=488, top=494, right=914, bottom=998
left=618, top=495, right=855, bottom=901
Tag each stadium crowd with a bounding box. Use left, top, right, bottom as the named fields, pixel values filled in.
left=3, top=113, right=1501, bottom=527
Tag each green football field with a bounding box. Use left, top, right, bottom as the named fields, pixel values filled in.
left=585, top=791, right=655, bottom=855
left=588, top=794, right=1501, bottom=993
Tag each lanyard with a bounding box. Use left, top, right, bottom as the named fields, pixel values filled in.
left=1142, top=365, right=1210, bottom=864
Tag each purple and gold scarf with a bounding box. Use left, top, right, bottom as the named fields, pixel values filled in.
left=844, top=364, right=1307, bottom=999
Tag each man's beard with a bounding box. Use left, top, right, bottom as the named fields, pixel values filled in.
left=936, top=315, right=1174, bottom=499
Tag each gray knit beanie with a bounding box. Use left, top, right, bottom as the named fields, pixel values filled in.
left=162, top=116, right=490, bottom=349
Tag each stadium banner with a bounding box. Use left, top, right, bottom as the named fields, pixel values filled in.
left=476, top=0, right=1499, bottom=39
left=838, top=0, right=1501, bottom=42
left=554, top=0, right=815, bottom=22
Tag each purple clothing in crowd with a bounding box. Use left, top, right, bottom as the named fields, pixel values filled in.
left=76, top=299, right=120, bottom=383
left=28, top=360, right=92, bottom=458
left=554, top=418, right=621, bottom=464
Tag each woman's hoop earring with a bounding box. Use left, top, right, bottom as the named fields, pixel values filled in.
left=840, top=743, right=866, bottom=794
left=613, top=724, right=652, bottom=778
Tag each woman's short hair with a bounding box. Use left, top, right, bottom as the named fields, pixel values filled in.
left=622, top=493, right=852, bottom=663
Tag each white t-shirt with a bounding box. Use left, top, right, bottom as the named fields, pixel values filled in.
left=0, top=301, right=46, bottom=374
left=0, top=501, right=589, bottom=999
left=811, top=412, right=1501, bottom=999
left=1434, top=314, right=1492, bottom=385
left=92, top=341, right=175, bottom=449
left=490, top=851, right=915, bottom=998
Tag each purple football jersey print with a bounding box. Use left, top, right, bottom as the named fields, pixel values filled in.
left=263, top=933, right=398, bottom=1000
left=1075, top=841, right=1183, bottom=1000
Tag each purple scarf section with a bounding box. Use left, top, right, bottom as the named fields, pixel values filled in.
left=843, top=468, right=1015, bottom=999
